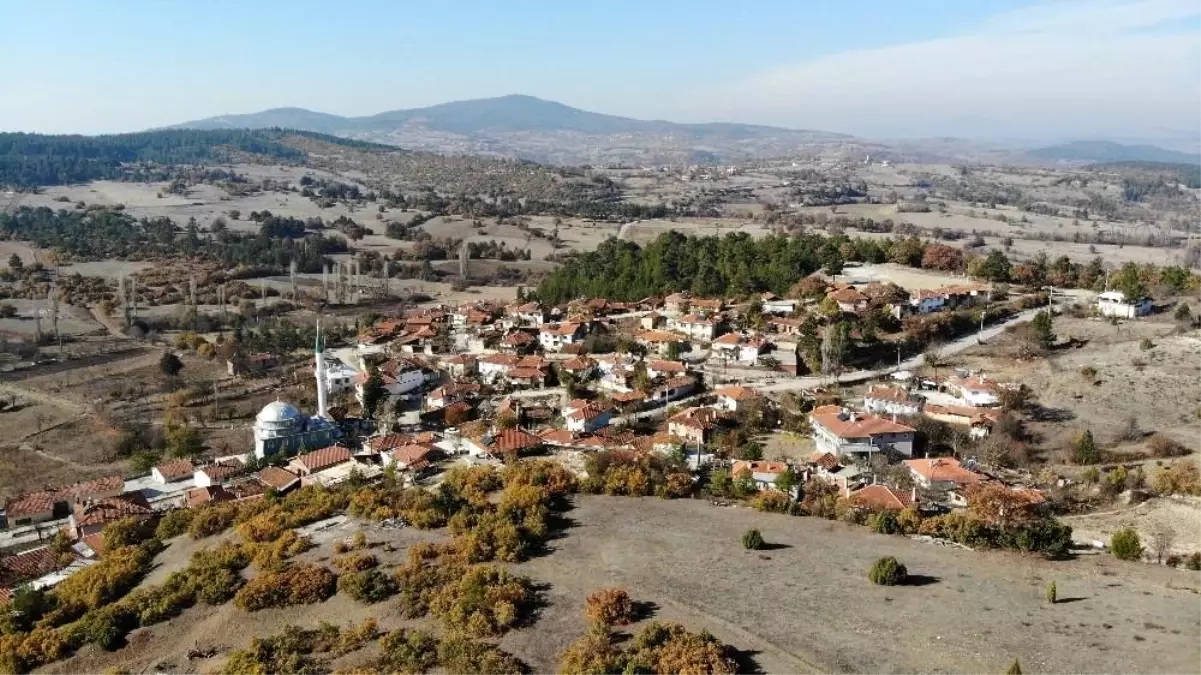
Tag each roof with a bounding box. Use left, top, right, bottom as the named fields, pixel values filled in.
left=198, top=461, right=244, bottom=483
left=502, top=331, right=536, bottom=346
left=537, top=428, right=577, bottom=446
left=635, top=330, right=681, bottom=343
left=257, top=466, right=300, bottom=491
left=73, top=493, right=151, bottom=528
left=560, top=342, right=587, bottom=355
left=295, top=446, right=354, bottom=472
left=678, top=313, right=717, bottom=325
left=713, top=385, right=759, bottom=401
left=154, top=458, right=195, bottom=480
left=390, top=444, right=435, bottom=466
left=0, top=546, right=61, bottom=585
left=809, top=452, right=841, bottom=470
left=473, top=428, right=542, bottom=454
left=187, top=485, right=233, bottom=508
left=4, top=491, right=57, bottom=519
left=712, top=333, right=743, bottom=345
left=444, top=354, right=477, bottom=366
left=850, top=484, right=914, bottom=511
left=541, top=322, right=583, bottom=336
left=947, top=375, right=1000, bottom=393
left=58, top=476, right=124, bottom=503
left=481, top=353, right=521, bottom=367
left=610, top=390, right=647, bottom=403
left=731, top=460, right=787, bottom=477
left=647, top=360, right=686, bottom=373
left=669, top=406, right=720, bottom=431
left=562, top=357, right=596, bottom=371
left=865, top=385, right=919, bottom=405
left=902, top=457, right=984, bottom=486
left=508, top=367, right=545, bottom=379
left=566, top=403, right=613, bottom=421
left=810, top=409, right=916, bottom=440
left=828, top=287, right=869, bottom=304
left=517, top=301, right=542, bottom=313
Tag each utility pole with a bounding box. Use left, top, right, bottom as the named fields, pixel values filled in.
left=213, top=380, right=219, bottom=420
left=50, top=286, right=61, bottom=355
left=289, top=260, right=298, bottom=301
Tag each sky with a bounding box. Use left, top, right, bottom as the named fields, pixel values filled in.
left=1, top=0, right=1199, bottom=144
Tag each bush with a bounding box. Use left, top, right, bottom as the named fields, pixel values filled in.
left=101, top=517, right=153, bottom=551
left=624, top=621, right=737, bottom=675
left=896, top=507, right=923, bottom=534
left=1110, top=528, right=1143, bottom=561
left=559, top=624, right=622, bottom=675
left=868, top=510, right=900, bottom=535
left=154, top=509, right=195, bottom=540
left=428, top=565, right=532, bottom=637
left=436, top=634, right=525, bottom=675
left=188, top=503, right=239, bottom=538
left=376, top=628, right=438, bottom=674
left=741, top=529, right=764, bottom=551
left=337, top=568, right=397, bottom=604
left=584, top=588, right=634, bottom=626
left=1146, top=434, right=1189, bottom=458
left=1045, top=580, right=1056, bottom=604
left=391, top=543, right=468, bottom=619
left=868, top=556, right=908, bottom=586
left=1007, top=658, right=1023, bottom=675
left=1165, top=554, right=1182, bottom=568
left=749, top=491, right=792, bottom=513
left=234, top=564, right=336, bottom=611
left=1186, top=552, right=1201, bottom=571
left=1079, top=365, right=1097, bottom=382
left=332, top=552, right=378, bottom=573
left=1152, top=461, right=1201, bottom=495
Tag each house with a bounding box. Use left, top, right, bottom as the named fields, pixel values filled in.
left=227, top=352, right=280, bottom=377
left=903, top=457, right=985, bottom=490
left=1096, top=290, right=1152, bottom=319
left=731, top=460, right=789, bottom=491
left=539, top=322, right=587, bottom=352
left=383, top=444, right=438, bottom=472
left=944, top=374, right=1002, bottom=407
left=0, top=546, right=68, bottom=597
left=443, top=354, right=478, bottom=379
left=667, top=407, right=720, bottom=446
left=863, top=385, right=923, bottom=417
left=610, top=390, right=647, bottom=410
left=500, top=330, right=538, bottom=355
left=426, top=382, right=482, bottom=410
left=640, top=312, right=666, bottom=330
left=646, top=359, right=687, bottom=380
left=761, top=295, right=798, bottom=315
left=355, top=358, right=427, bottom=403
left=463, top=428, right=542, bottom=458
left=257, top=466, right=300, bottom=493
left=69, top=492, right=151, bottom=539
left=322, top=358, right=359, bottom=396
left=565, top=402, right=614, bottom=434
left=3, top=492, right=58, bottom=528
left=560, top=356, right=596, bottom=380
left=634, top=330, right=686, bottom=356
left=193, top=461, right=246, bottom=488
left=712, top=333, right=770, bottom=364
left=938, top=283, right=993, bottom=308
left=850, top=484, right=916, bottom=511
left=669, top=313, right=721, bottom=341
left=827, top=286, right=869, bottom=313
left=810, top=406, right=916, bottom=458
left=151, top=459, right=194, bottom=485
left=908, top=290, right=946, bottom=314
left=508, top=367, right=548, bottom=388
left=5, top=476, right=126, bottom=527
left=289, top=445, right=354, bottom=477
left=392, top=325, right=442, bottom=354
left=478, top=354, right=521, bottom=383
left=663, top=292, right=692, bottom=316
left=711, top=385, right=760, bottom=413
left=651, top=375, right=697, bottom=404
left=515, top=302, right=548, bottom=326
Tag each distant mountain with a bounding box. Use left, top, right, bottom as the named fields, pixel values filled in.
left=169, top=94, right=855, bottom=165
left=1028, top=140, right=1200, bottom=165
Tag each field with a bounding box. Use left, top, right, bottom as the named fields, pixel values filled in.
left=34, top=496, right=1201, bottom=675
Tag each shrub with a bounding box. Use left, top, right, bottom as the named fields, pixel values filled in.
left=741, top=529, right=764, bottom=551
left=154, top=509, right=195, bottom=540
left=868, top=556, right=908, bottom=586
left=332, top=552, right=378, bottom=573
left=749, top=491, right=792, bottom=513
left=1146, top=434, right=1189, bottom=458
left=234, top=564, right=336, bottom=611
left=428, top=565, right=532, bottom=637
left=896, top=507, right=923, bottom=534
left=391, top=543, right=468, bottom=619
left=869, top=510, right=900, bottom=535
left=436, top=634, right=525, bottom=675
left=1110, top=528, right=1143, bottom=561
left=1165, top=554, right=1182, bottom=568
left=1007, top=659, right=1023, bottom=675
left=1139, top=337, right=1154, bottom=351
left=585, top=588, right=634, bottom=626
left=100, top=517, right=153, bottom=554
left=50, top=542, right=159, bottom=617
left=376, top=628, right=438, bottom=674
left=337, top=568, right=397, bottom=604
left=249, top=531, right=313, bottom=572
left=625, top=621, right=737, bottom=675
left=1045, top=581, right=1056, bottom=604
left=1078, top=365, right=1097, bottom=382
left=1152, top=461, right=1201, bottom=495
left=188, top=503, right=239, bottom=538
left=559, top=625, right=622, bottom=675
left=1186, top=553, right=1201, bottom=571
left=1072, top=430, right=1100, bottom=465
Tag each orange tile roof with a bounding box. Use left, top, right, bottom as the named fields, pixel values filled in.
left=828, top=287, right=868, bottom=304
left=0, top=546, right=62, bottom=584
left=810, top=409, right=916, bottom=439
left=850, top=484, right=914, bottom=511
left=809, top=452, right=840, bottom=470
left=508, top=367, right=545, bottom=379
left=712, top=333, right=743, bottom=345
left=610, top=390, right=647, bottom=403
left=81, top=533, right=106, bottom=558
left=562, top=357, right=596, bottom=371
left=538, top=428, right=577, bottom=445
left=4, top=491, right=57, bottom=519
left=713, top=385, right=760, bottom=401
left=199, top=462, right=245, bottom=483
left=866, top=385, right=918, bottom=404
left=669, top=407, right=720, bottom=431
left=902, top=457, right=983, bottom=486
left=566, top=403, right=612, bottom=421
left=257, top=466, right=300, bottom=491
left=475, top=428, right=542, bottom=454
left=73, top=493, right=151, bottom=528
left=187, top=486, right=232, bottom=508
left=154, top=458, right=195, bottom=480
left=731, top=460, right=788, bottom=477
left=636, top=330, right=682, bottom=343
left=58, top=476, right=124, bottom=503
left=647, top=360, right=686, bottom=373
left=390, top=444, right=435, bottom=466
left=503, top=331, right=536, bottom=346
left=481, top=354, right=521, bottom=366
left=296, top=446, right=353, bottom=472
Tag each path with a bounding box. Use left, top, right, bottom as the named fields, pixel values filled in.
left=89, top=305, right=129, bottom=338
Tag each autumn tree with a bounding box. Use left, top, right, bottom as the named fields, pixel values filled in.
left=965, top=483, right=1036, bottom=529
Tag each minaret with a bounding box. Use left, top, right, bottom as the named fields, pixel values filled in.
left=315, top=321, right=329, bottom=419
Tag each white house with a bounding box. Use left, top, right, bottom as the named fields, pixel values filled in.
left=711, top=385, right=760, bottom=413
left=323, top=359, right=359, bottom=396
left=151, top=459, right=194, bottom=485
left=827, top=287, right=869, bottom=313
left=669, top=313, right=721, bottom=341
left=564, top=402, right=614, bottom=434
left=809, top=406, right=916, bottom=458
left=863, top=385, right=923, bottom=417
left=944, top=374, right=1002, bottom=407
left=1096, top=290, right=1152, bottom=319
left=515, top=302, right=548, bottom=326
left=478, top=354, right=520, bottom=384
left=908, top=290, right=947, bottom=314
left=539, top=322, right=587, bottom=352
left=646, top=359, right=687, bottom=380
left=731, top=460, right=789, bottom=491
left=760, top=294, right=797, bottom=316
left=667, top=406, right=719, bottom=446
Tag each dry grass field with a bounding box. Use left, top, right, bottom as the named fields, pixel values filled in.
left=31, top=496, right=1201, bottom=675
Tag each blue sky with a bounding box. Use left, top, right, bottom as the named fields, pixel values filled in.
left=2, top=0, right=1198, bottom=143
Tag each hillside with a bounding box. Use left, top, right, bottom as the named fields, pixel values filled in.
left=170, top=94, right=855, bottom=165
left=1028, top=140, right=1200, bottom=165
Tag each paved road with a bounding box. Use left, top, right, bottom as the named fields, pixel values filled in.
left=757, top=307, right=1043, bottom=393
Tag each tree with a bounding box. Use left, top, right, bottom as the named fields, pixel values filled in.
left=159, top=352, right=184, bottom=378
left=7, top=253, right=22, bottom=270
left=975, top=250, right=1012, bottom=282
left=1006, top=659, right=1023, bottom=675
left=361, top=367, right=386, bottom=419
left=1147, top=524, right=1175, bottom=564
left=868, top=556, right=908, bottom=585
left=1174, top=303, right=1191, bottom=322
left=664, top=341, right=682, bottom=360
left=965, top=483, right=1036, bottom=529
left=773, top=467, right=799, bottom=494
left=1072, top=430, right=1100, bottom=465
left=1029, top=310, right=1055, bottom=351
left=585, top=588, right=635, bottom=626
left=1110, top=528, right=1142, bottom=561
left=741, top=529, right=764, bottom=550
left=165, top=422, right=203, bottom=458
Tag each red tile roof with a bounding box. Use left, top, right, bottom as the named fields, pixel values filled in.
left=850, top=484, right=914, bottom=511
left=713, top=385, right=760, bottom=401
left=154, top=458, right=195, bottom=480
left=0, top=547, right=62, bottom=584
left=828, top=287, right=868, bottom=304
left=474, top=428, right=542, bottom=454
left=73, top=493, right=151, bottom=528
left=390, top=444, right=435, bottom=466
left=502, top=331, right=536, bottom=346
left=669, top=407, right=720, bottom=431
left=199, top=462, right=245, bottom=483
left=4, top=492, right=57, bottom=520
left=635, top=330, right=681, bottom=343
left=187, top=486, right=233, bottom=508
left=647, top=360, right=687, bottom=373
left=58, top=476, right=124, bottom=503
left=508, top=367, right=545, bottom=380
left=566, top=403, right=612, bottom=422
left=257, top=466, right=300, bottom=491
left=810, top=409, right=916, bottom=439
left=902, top=457, right=984, bottom=486
left=295, top=446, right=353, bottom=473
left=732, top=460, right=788, bottom=477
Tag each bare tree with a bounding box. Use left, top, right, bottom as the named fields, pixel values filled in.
left=1148, top=524, right=1175, bottom=564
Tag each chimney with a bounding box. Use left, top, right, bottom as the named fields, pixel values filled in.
left=842, top=482, right=851, bottom=498
left=911, top=486, right=918, bottom=503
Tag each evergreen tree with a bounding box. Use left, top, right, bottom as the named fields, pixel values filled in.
left=1072, top=430, right=1100, bottom=465
left=361, top=368, right=386, bottom=419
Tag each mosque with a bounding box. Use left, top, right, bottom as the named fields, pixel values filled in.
left=252, top=324, right=339, bottom=459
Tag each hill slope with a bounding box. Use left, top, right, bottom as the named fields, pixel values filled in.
left=1028, top=140, right=1200, bottom=165
left=170, top=95, right=854, bottom=165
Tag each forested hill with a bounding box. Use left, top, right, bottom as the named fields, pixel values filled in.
left=0, top=129, right=394, bottom=189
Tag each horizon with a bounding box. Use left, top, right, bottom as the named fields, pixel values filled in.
left=2, top=0, right=1199, bottom=145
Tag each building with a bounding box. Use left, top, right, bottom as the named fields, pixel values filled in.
left=760, top=293, right=798, bottom=315
left=69, top=493, right=152, bottom=539
left=383, top=444, right=437, bottom=472
left=500, top=330, right=538, bottom=355
left=908, top=290, right=946, bottom=314
left=669, top=313, right=721, bottom=341
left=3, top=476, right=124, bottom=529
left=479, top=354, right=521, bottom=384
left=193, top=461, right=246, bottom=488
left=443, top=354, right=478, bottom=379
left=849, top=484, right=915, bottom=511
left=564, top=401, right=614, bottom=434
left=731, top=460, right=789, bottom=491
left=514, top=302, right=548, bottom=326
left=863, top=385, right=923, bottom=417
left=711, top=385, right=760, bottom=413
left=903, top=457, right=984, bottom=490
left=253, top=400, right=338, bottom=459
left=646, top=359, right=687, bottom=379
left=227, top=352, right=280, bottom=377
left=539, top=322, right=587, bottom=352
left=463, top=428, right=542, bottom=458
left=634, top=330, right=686, bottom=356
left=810, top=406, right=916, bottom=458
left=322, top=358, right=359, bottom=396
left=289, top=445, right=354, bottom=478
left=650, top=375, right=697, bottom=404
left=667, top=407, right=720, bottom=446
left=257, top=466, right=301, bottom=493
left=151, top=459, right=194, bottom=485
left=944, top=374, right=1001, bottom=407
left=1096, top=290, right=1152, bottom=319
left=827, top=286, right=869, bottom=313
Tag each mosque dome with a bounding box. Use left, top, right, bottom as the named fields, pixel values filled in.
left=255, top=400, right=304, bottom=430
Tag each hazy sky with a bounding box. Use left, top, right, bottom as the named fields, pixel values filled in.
left=2, top=0, right=1198, bottom=142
